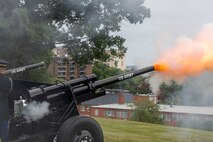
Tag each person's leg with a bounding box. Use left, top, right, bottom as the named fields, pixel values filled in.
left=0, top=121, right=8, bottom=142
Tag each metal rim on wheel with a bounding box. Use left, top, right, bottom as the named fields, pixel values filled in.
left=57, top=116, right=103, bottom=142
left=75, top=130, right=93, bottom=142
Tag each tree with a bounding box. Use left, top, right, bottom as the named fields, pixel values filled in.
left=0, top=1, right=56, bottom=67
left=0, top=0, right=56, bottom=81
left=158, top=80, right=182, bottom=105
left=45, top=0, right=151, bottom=64
left=133, top=77, right=152, bottom=94
left=0, top=0, right=150, bottom=80
left=1, top=0, right=150, bottom=64
left=131, top=100, right=163, bottom=124
left=92, top=61, right=122, bottom=80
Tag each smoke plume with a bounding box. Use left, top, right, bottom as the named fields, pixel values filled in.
left=150, top=23, right=213, bottom=107
left=154, top=23, right=213, bottom=80
left=178, top=72, right=213, bottom=106
left=22, top=101, right=50, bottom=123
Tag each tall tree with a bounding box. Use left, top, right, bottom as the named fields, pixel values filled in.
left=158, top=80, right=182, bottom=105
left=1, top=0, right=150, bottom=64
left=0, top=0, right=150, bottom=80
left=131, top=100, right=163, bottom=124
left=0, top=0, right=56, bottom=81
left=45, top=0, right=151, bottom=64
left=0, top=0, right=56, bottom=67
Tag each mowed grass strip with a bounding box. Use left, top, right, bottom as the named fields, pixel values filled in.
left=95, top=117, right=213, bottom=142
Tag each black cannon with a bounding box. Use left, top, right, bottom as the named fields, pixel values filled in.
left=1, top=62, right=45, bottom=75
left=9, top=66, right=155, bottom=142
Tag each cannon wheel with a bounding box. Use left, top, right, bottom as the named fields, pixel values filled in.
left=57, top=115, right=104, bottom=142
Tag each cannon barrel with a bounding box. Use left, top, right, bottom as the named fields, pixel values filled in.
left=2, top=62, right=45, bottom=75
left=29, top=66, right=155, bottom=98
left=29, top=74, right=98, bottom=98
left=73, top=66, right=155, bottom=94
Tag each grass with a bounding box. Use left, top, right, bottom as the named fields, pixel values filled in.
left=95, top=117, right=213, bottom=142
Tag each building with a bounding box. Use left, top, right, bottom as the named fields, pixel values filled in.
left=78, top=90, right=213, bottom=130
left=86, top=103, right=213, bottom=129
left=159, top=105, right=213, bottom=127
left=126, top=65, right=138, bottom=71
left=78, top=90, right=157, bottom=120
left=90, top=103, right=133, bottom=120
left=106, top=56, right=126, bottom=70
left=78, top=90, right=134, bottom=120
left=48, top=47, right=92, bottom=80
left=133, top=94, right=157, bottom=104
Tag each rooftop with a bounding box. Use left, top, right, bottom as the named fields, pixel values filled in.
left=159, top=105, right=213, bottom=115
left=82, top=92, right=133, bottom=105
left=91, top=103, right=134, bottom=110
left=91, top=103, right=213, bottom=115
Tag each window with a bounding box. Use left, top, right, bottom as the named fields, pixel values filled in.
left=116, top=111, right=128, bottom=119
left=205, top=116, right=213, bottom=121
left=166, top=114, right=171, bottom=121
left=80, top=106, right=85, bottom=112
left=116, top=112, right=122, bottom=118
left=172, top=114, right=176, bottom=121
left=122, top=111, right=128, bottom=119
left=95, top=109, right=99, bottom=116
left=104, top=110, right=114, bottom=117
left=176, top=114, right=183, bottom=121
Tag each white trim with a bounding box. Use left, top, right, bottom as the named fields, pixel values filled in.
left=91, top=103, right=213, bottom=115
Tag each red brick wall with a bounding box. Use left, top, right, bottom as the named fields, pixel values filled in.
left=90, top=107, right=132, bottom=120
left=78, top=105, right=90, bottom=116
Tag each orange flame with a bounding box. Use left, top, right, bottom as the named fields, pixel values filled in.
left=154, top=24, right=213, bottom=79
left=154, top=64, right=169, bottom=72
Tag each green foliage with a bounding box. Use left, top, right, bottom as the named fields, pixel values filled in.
left=24, top=0, right=150, bottom=64
left=158, top=80, right=182, bottom=104
left=92, top=61, right=122, bottom=80
left=131, top=100, right=163, bottom=124
left=0, top=0, right=150, bottom=81
left=0, top=5, right=56, bottom=67
left=132, top=77, right=152, bottom=94
left=26, top=69, right=51, bottom=83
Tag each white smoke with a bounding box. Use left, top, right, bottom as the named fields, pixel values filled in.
left=179, top=72, right=213, bottom=106
left=22, top=101, right=50, bottom=123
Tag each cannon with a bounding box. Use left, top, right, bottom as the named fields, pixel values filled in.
left=1, top=62, right=45, bottom=75
left=9, top=66, right=155, bottom=142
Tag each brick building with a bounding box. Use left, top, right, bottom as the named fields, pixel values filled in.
left=78, top=90, right=213, bottom=130
left=78, top=90, right=157, bottom=120
left=48, top=47, right=92, bottom=80
left=159, top=105, right=213, bottom=126
left=106, top=56, right=126, bottom=70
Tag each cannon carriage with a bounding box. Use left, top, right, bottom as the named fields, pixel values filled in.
left=7, top=65, right=155, bottom=142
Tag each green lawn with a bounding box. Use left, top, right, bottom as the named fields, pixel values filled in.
left=95, top=118, right=213, bottom=142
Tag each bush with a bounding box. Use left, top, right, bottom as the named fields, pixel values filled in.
left=131, top=100, right=163, bottom=124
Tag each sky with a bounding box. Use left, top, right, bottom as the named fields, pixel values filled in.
left=120, top=0, right=213, bottom=66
